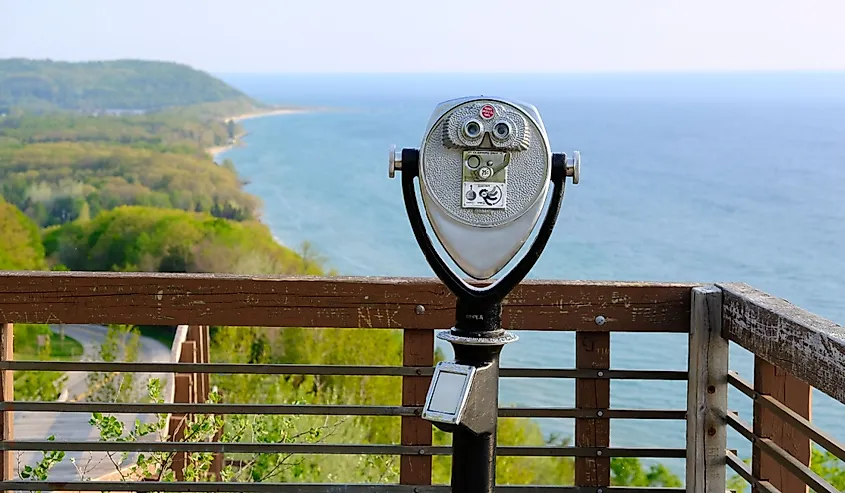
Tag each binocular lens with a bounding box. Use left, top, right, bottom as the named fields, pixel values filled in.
left=464, top=120, right=482, bottom=139
left=493, top=122, right=510, bottom=139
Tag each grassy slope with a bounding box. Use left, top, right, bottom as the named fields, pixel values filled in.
left=14, top=324, right=84, bottom=361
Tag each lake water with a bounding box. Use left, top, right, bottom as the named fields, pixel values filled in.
left=216, top=73, right=845, bottom=474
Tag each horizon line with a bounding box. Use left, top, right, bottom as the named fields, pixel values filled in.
left=212, top=69, right=845, bottom=76
left=3, top=58, right=845, bottom=76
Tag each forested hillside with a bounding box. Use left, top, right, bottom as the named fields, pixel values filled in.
left=0, top=141, right=259, bottom=226
left=0, top=112, right=234, bottom=150
left=0, top=58, right=262, bottom=113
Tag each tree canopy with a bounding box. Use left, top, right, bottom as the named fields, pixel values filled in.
left=0, top=112, right=234, bottom=152
left=0, top=141, right=259, bottom=226
left=43, top=206, right=318, bottom=275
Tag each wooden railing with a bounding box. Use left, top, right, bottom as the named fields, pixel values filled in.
left=717, top=283, right=845, bottom=493
left=167, top=324, right=216, bottom=481
left=0, top=271, right=841, bottom=492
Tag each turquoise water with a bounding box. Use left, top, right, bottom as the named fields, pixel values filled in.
left=216, top=73, right=845, bottom=472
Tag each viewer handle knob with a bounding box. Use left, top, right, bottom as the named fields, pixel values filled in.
left=566, top=151, right=580, bottom=185
left=389, top=145, right=403, bottom=178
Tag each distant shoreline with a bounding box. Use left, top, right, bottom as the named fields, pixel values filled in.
left=207, top=106, right=310, bottom=157
left=229, top=107, right=309, bottom=122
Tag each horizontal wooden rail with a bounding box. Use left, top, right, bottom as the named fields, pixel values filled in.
left=719, top=282, right=845, bottom=404
left=725, top=412, right=755, bottom=443
left=500, top=408, right=686, bottom=419
left=726, top=451, right=779, bottom=493
left=0, top=360, right=687, bottom=380
left=728, top=371, right=845, bottom=462
left=0, top=441, right=686, bottom=458
left=727, top=413, right=837, bottom=493
left=0, top=271, right=697, bottom=332
left=0, top=401, right=687, bottom=419
left=727, top=413, right=838, bottom=493
left=0, top=482, right=685, bottom=493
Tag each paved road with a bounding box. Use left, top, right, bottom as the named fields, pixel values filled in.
left=14, top=325, right=172, bottom=482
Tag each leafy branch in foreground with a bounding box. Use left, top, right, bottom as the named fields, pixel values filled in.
left=87, top=378, right=335, bottom=483
left=85, top=325, right=143, bottom=403
left=16, top=435, right=65, bottom=482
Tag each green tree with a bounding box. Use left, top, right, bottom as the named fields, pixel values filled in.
left=610, top=457, right=682, bottom=487
left=0, top=196, right=46, bottom=270
left=811, top=447, right=845, bottom=491
left=76, top=201, right=91, bottom=222
left=85, top=325, right=143, bottom=403
left=43, top=206, right=320, bottom=275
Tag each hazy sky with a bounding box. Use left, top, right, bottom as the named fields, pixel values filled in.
left=2, top=0, right=844, bottom=73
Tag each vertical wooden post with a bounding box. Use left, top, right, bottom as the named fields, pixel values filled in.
left=752, top=357, right=811, bottom=493
left=168, top=374, right=193, bottom=481
left=186, top=326, right=202, bottom=402
left=399, top=329, right=434, bottom=486
left=169, top=340, right=197, bottom=481
left=686, top=286, right=728, bottom=493
left=200, top=326, right=210, bottom=403
left=0, top=324, right=13, bottom=488
left=197, top=325, right=219, bottom=480
left=190, top=325, right=210, bottom=403
left=575, top=332, right=610, bottom=488
left=180, top=340, right=198, bottom=405
left=211, top=390, right=224, bottom=481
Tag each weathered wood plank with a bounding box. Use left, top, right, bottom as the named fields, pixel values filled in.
left=180, top=340, right=198, bottom=405
left=201, top=326, right=211, bottom=403
left=165, top=326, right=189, bottom=407
left=0, top=272, right=696, bottom=332
left=719, top=282, right=845, bottom=404
left=686, top=286, right=728, bottom=493
left=211, top=394, right=224, bottom=481
left=575, top=332, right=610, bottom=487
left=187, top=326, right=209, bottom=403
left=400, top=330, right=433, bottom=485
left=0, top=323, right=12, bottom=489
left=752, top=357, right=811, bottom=493
left=167, top=415, right=186, bottom=481
left=171, top=344, right=197, bottom=481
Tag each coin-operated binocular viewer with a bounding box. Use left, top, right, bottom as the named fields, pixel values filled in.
left=389, top=97, right=580, bottom=493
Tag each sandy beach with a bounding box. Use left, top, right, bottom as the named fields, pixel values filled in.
left=206, top=144, right=233, bottom=157
left=207, top=107, right=309, bottom=157
left=228, top=107, right=308, bottom=122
